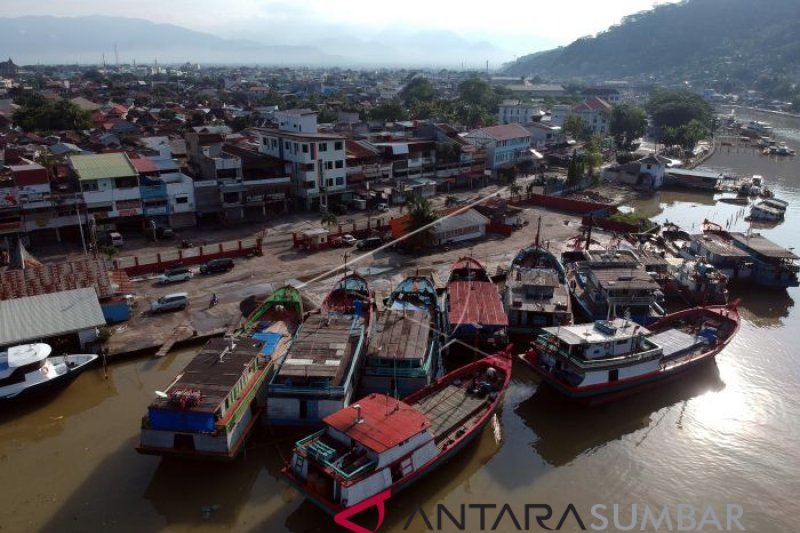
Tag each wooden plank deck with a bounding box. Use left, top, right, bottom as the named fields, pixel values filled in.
left=367, top=310, right=431, bottom=360
left=414, top=384, right=488, bottom=440
left=155, top=322, right=195, bottom=357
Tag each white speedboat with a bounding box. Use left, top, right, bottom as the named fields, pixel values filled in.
left=0, top=343, right=98, bottom=402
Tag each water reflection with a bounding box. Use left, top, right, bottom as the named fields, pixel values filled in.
left=730, top=287, right=794, bottom=328
left=515, top=363, right=725, bottom=467
left=144, top=452, right=263, bottom=527
left=0, top=368, right=116, bottom=444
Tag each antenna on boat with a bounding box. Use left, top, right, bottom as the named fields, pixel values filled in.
left=353, top=404, right=363, bottom=424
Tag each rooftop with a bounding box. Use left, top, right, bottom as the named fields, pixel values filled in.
left=448, top=280, right=508, bottom=328
left=727, top=232, right=799, bottom=260
left=70, top=153, right=138, bottom=181
left=324, top=394, right=430, bottom=454
left=0, top=287, right=106, bottom=347
left=542, top=319, right=651, bottom=346
left=367, top=310, right=432, bottom=360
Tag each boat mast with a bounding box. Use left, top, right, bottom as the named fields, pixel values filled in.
left=535, top=216, right=542, bottom=248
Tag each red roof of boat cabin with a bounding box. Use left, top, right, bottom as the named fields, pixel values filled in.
left=451, top=256, right=485, bottom=272
left=448, top=281, right=509, bottom=327
left=324, top=394, right=431, bottom=453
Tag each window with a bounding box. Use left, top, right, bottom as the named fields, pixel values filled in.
left=293, top=142, right=298, bottom=153
left=301, top=162, right=315, bottom=172
left=271, top=139, right=277, bottom=148
left=334, top=141, right=343, bottom=150
left=335, top=177, right=344, bottom=186
left=284, top=141, right=290, bottom=149
left=335, top=160, right=343, bottom=169
left=302, top=144, right=308, bottom=153
left=262, top=137, right=268, bottom=145
left=304, top=181, right=316, bottom=189
left=326, top=178, right=334, bottom=187
left=83, top=181, right=99, bottom=191
left=175, top=196, right=189, bottom=204
left=325, top=161, right=334, bottom=170
left=319, top=143, right=328, bottom=152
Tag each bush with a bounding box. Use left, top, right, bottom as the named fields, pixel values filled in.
left=609, top=212, right=656, bottom=231
left=616, top=151, right=637, bottom=164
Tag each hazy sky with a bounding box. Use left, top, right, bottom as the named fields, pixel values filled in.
left=0, top=0, right=679, bottom=55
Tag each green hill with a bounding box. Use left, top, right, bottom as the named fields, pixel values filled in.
left=503, top=0, right=800, bottom=97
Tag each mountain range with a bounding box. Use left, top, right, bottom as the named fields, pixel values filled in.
left=502, top=0, right=800, bottom=86
left=0, top=15, right=509, bottom=67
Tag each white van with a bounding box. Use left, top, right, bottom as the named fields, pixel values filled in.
left=150, top=292, right=189, bottom=313
left=108, top=231, right=124, bottom=247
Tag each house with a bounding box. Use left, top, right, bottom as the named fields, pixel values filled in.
left=462, top=123, right=533, bottom=176
left=525, top=121, right=564, bottom=148
left=636, top=154, right=670, bottom=189
left=571, top=97, right=613, bottom=135
left=497, top=100, right=545, bottom=125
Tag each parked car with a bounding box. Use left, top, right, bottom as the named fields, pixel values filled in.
left=340, top=234, right=357, bottom=246
left=376, top=203, right=389, bottom=212
left=146, top=226, right=176, bottom=241
left=356, top=236, right=383, bottom=250
left=107, top=231, right=124, bottom=247
left=158, top=267, right=193, bottom=284
left=150, top=292, right=189, bottom=313
left=199, top=258, right=234, bottom=274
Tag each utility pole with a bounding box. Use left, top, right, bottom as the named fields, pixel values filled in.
left=114, top=43, right=119, bottom=69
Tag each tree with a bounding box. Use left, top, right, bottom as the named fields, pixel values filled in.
left=368, top=100, right=408, bottom=123
left=563, top=115, right=590, bottom=141
left=677, top=119, right=708, bottom=151
left=458, top=78, right=497, bottom=109
left=646, top=89, right=713, bottom=130
left=321, top=212, right=338, bottom=229
left=399, top=77, right=438, bottom=107
left=404, top=195, right=439, bottom=250
left=609, top=104, right=647, bottom=149
left=14, top=97, right=91, bottom=132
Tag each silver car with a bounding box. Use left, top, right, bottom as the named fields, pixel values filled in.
left=150, top=292, right=189, bottom=313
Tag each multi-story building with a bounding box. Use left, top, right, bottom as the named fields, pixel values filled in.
left=254, top=110, right=347, bottom=211
left=497, top=100, right=545, bottom=125
left=186, top=131, right=247, bottom=222
left=571, top=96, right=613, bottom=135
left=70, top=153, right=143, bottom=232
left=132, top=149, right=197, bottom=228
left=462, top=123, right=533, bottom=176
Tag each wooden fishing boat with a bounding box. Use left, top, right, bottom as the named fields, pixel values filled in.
left=519, top=301, right=740, bottom=405
left=504, top=218, right=572, bottom=332
left=443, top=256, right=508, bottom=354
left=360, top=272, right=442, bottom=398
left=266, top=273, right=374, bottom=425
left=282, top=346, right=512, bottom=515
left=238, top=285, right=304, bottom=365
left=137, top=337, right=270, bottom=460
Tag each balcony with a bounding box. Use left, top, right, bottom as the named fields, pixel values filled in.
left=113, top=187, right=142, bottom=202
left=140, top=184, right=168, bottom=200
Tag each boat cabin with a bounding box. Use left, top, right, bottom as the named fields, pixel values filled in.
left=290, top=394, right=437, bottom=507
left=0, top=344, right=52, bottom=387
left=539, top=319, right=655, bottom=361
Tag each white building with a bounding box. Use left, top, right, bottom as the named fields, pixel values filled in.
left=432, top=208, right=489, bottom=245
left=254, top=111, right=347, bottom=210
left=274, top=109, right=319, bottom=134
left=497, top=100, right=545, bottom=125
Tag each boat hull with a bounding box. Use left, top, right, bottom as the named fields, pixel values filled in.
left=521, top=302, right=740, bottom=405
left=0, top=354, right=98, bottom=403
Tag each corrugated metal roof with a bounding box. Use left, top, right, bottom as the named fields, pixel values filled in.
left=434, top=209, right=489, bottom=234
left=70, top=153, right=138, bottom=181
left=0, top=288, right=106, bottom=347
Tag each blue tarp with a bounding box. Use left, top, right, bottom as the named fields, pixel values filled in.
left=253, top=332, right=285, bottom=356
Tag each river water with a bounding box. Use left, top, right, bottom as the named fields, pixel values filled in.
left=2, top=107, right=799, bottom=533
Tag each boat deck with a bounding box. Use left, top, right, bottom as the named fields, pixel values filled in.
left=152, top=337, right=264, bottom=414
left=273, top=314, right=362, bottom=386
left=414, top=384, right=489, bottom=442
left=649, top=329, right=706, bottom=359
left=506, top=269, right=571, bottom=315
left=367, top=310, right=432, bottom=360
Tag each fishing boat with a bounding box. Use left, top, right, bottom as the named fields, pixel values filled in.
left=519, top=301, right=740, bottom=405
left=0, top=343, right=97, bottom=402
left=238, top=285, right=304, bottom=364
left=137, top=337, right=270, bottom=460
left=748, top=202, right=784, bottom=222
left=443, top=256, right=508, bottom=354
left=360, top=273, right=441, bottom=398
left=504, top=218, right=572, bottom=333
left=266, top=273, right=373, bottom=425
left=673, top=260, right=728, bottom=305
left=565, top=248, right=666, bottom=325
left=282, top=347, right=512, bottom=515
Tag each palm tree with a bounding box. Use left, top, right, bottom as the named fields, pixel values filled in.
left=321, top=212, right=338, bottom=230
left=405, top=196, right=439, bottom=251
